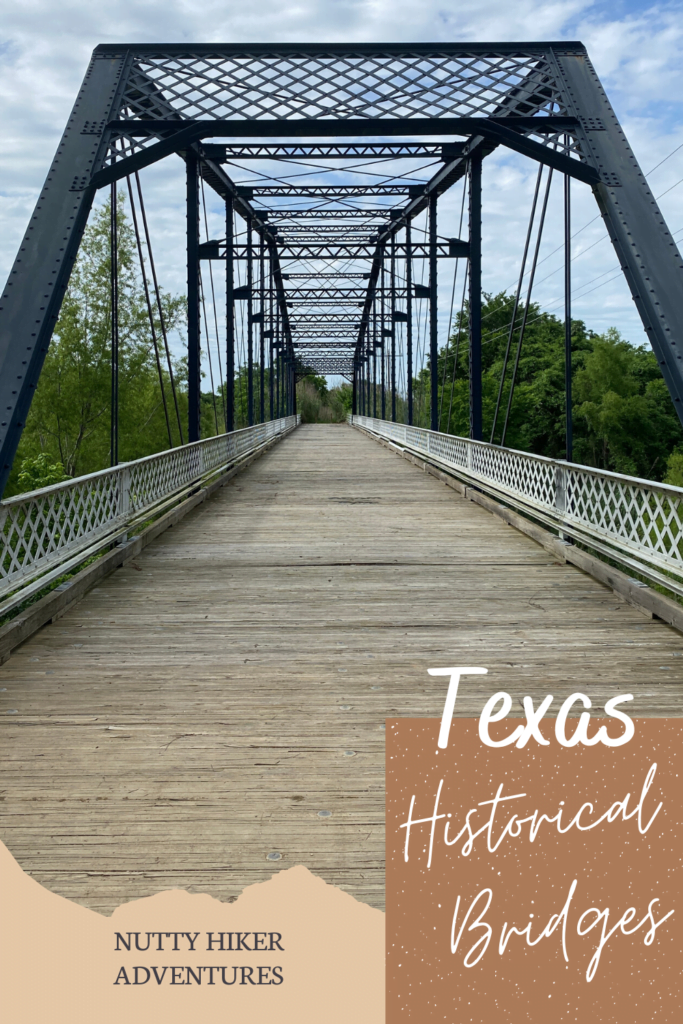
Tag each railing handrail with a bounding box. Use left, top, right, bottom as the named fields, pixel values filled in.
left=351, top=414, right=683, bottom=597
left=0, top=416, right=300, bottom=612
left=0, top=420, right=286, bottom=507
left=351, top=414, right=683, bottom=497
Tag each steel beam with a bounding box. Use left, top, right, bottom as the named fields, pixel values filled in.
left=96, top=118, right=593, bottom=192
left=552, top=49, right=683, bottom=425
left=205, top=242, right=457, bottom=260
left=466, top=151, right=483, bottom=440
left=186, top=150, right=201, bottom=442
left=225, top=195, right=235, bottom=432
left=469, top=152, right=483, bottom=441
left=201, top=143, right=450, bottom=160
left=247, top=214, right=254, bottom=425
left=0, top=52, right=131, bottom=494
left=429, top=194, right=439, bottom=432
left=406, top=218, right=413, bottom=425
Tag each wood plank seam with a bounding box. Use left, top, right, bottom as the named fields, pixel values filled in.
left=352, top=423, right=683, bottom=634
left=0, top=425, right=298, bottom=665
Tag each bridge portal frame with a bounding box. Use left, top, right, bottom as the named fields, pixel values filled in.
left=1, top=42, right=683, bottom=494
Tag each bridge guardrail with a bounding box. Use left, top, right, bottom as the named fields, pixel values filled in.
left=351, top=414, right=683, bottom=598
left=0, top=416, right=299, bottom=613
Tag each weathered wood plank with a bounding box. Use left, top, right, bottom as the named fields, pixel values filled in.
left=1, top=423, right=682, bottom=913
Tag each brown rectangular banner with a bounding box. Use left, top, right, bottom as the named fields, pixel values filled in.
left=386, top=714, right=682, bottom=1021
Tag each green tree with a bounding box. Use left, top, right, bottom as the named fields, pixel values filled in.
left=430, top=293, right=682, bottom=480
left=6, top=195, right=186, bottom=494
left=16, top=454, right=70, bottom=492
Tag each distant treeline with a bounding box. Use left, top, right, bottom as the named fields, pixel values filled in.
left=7, top=196, right=683, bottom=496
left=354, top=292, right=683, bottom=484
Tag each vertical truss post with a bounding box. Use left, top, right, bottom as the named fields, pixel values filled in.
left=259, top=236, right=265, bottom=424
left=269, top=259, right=274, bottom=422
left=406, top=218, right=413, bottom=426
left=468, top=153, right=483, bottom=441
left=291, top=359, right=296, bottom=416
left=391, top=234, right=397, bottom=422
left=429, top=193, right=439, bottom=432
left=225, top=196, right=235, bottom=433
left=110, top=183, right=119, bottom=466
left=276, top=309, right=281, bottom=418
left=352, top=358, right=358, bottom=416
left=380, top=254, right=386, bottom=420
left=246, top=214, right=254, bottom=426
left=288, top=356, right=294, bottom=415
left=373, top=293, right=378, bottom=418
left=186, top=150, right=201, bottom=443
left=564, top=169, right=573, bottom=463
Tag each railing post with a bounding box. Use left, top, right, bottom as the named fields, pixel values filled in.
left=117, top=464, right=131, bottom=545
left=119, top=465, right=131, bottom=518
left=555, top=462, right=568, bottom=539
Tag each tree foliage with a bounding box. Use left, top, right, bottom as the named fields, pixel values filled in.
left=6, top=195, right=188, bottom=494
left=417, top=292, right=683, bottom=482
left=8, top=214, right=683, bottom=496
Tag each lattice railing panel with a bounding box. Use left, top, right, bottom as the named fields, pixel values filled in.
left=0, top=417, right=297, bottom=601
left=353, top=416, right=683, bottom=581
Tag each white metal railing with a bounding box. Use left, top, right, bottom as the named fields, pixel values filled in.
left=352, top=414, right=683, bottom=596
left=0, top=416, right=299, bottom=612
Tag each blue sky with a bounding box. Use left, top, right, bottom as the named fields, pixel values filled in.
left=1, top=0, right=682, bottom=370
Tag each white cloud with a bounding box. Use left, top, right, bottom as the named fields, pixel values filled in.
left=1, top=0, right=682, bottom=366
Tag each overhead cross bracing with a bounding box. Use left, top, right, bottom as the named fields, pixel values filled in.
left=2, top=43, right=683, bottom=492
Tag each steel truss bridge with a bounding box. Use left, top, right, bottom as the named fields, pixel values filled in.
left=2, top=43, right=683, bottom=913
left=2, top=41, right=683, bottom=494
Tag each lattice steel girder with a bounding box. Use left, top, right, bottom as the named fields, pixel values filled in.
left=284, top=288, right=404, bottom=300
left=94, top=117, right=595, bottom=191
left=200, top=142, right=452, bottom=159
left=207, top=242, right=456, bottom=259
left=284, top=273, right=370, bottom=279
left=297, top=364, right=354, bottom=374
left=249, top=185, right=419, bottom=197
left=289, top=332, right=359, bottom=339
left=276, top=226, right=388, bottom=236
left=268, top=210, right=401, bottom=220
left=291, top=314, right=362, bottom=322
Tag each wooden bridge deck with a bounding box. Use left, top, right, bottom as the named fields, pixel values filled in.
left=1, top=423, right=683, bottom=913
